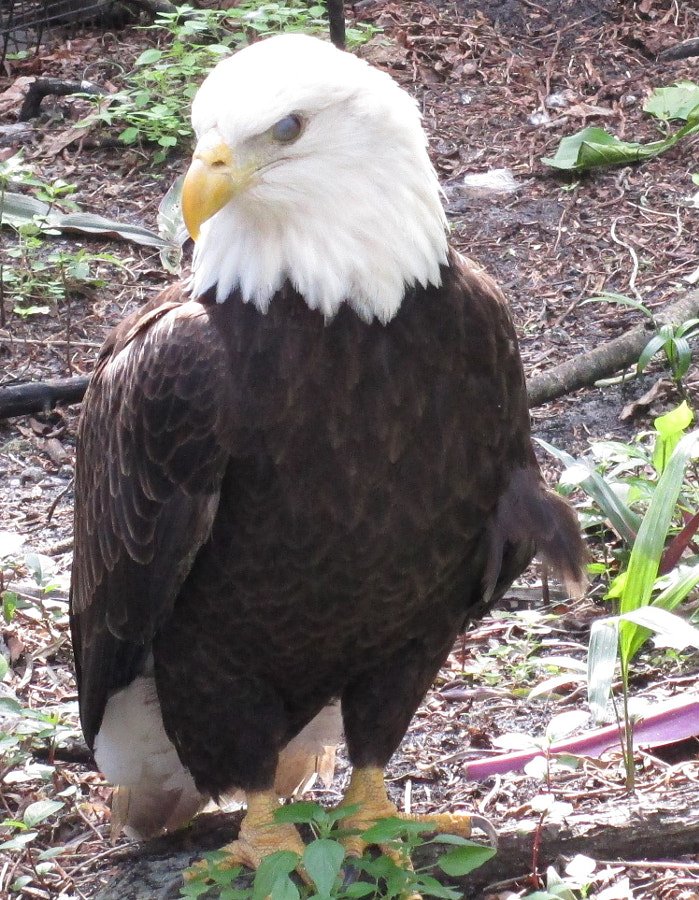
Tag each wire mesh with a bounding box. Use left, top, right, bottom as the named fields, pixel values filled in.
left=0, top=1, right=122, bottom=63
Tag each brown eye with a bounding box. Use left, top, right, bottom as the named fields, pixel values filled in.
left=272, top=114, right=303, bottom=143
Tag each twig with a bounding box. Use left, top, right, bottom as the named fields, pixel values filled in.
left=610, top=219, right=641, bottom=302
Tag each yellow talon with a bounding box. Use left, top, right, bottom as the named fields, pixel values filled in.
left=184, top=790, right=308, bottom=883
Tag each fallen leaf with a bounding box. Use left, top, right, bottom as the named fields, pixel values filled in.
left=620, top=378, right=673, bottom=421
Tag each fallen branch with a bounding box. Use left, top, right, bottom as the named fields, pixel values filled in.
left=658, top=37, right=699, bottom=62
left=527, top=289, right=699, bottom=407
left=0, top=376, right=89, bottom=418
left=94, top=777, right=699, bottom=898
left=18, top=77, right=106, bottom=121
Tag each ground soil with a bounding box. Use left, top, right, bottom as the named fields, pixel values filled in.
left=0, top=1, right=698, bottom=898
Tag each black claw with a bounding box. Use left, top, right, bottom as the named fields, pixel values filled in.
left=340, top=856, right=362, bottom=888
left=470, top=814, right=499, bottom=848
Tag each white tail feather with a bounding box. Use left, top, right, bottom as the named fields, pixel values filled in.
left=96, top=676, right=343, bottom=839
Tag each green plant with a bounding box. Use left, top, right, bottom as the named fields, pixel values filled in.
left=542, top=80, right=699, bottom=172
left=181, top=802, right=495, bottom=899
left=540, top=404, right=699, bottom=789
left=0, top=155, right=136, bottom=318
left=583, top=292, right=699, bottom=392
left=87, top=2, right=377, bottom=162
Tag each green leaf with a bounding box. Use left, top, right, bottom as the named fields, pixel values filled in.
left=653, top=401, right=694, bottom=473
left=23, top=799, right=64, bottom=828
left=0, top=190, right=173, bottom=248
left=361, top=817, right=426, bottom=844
left=437, top=843, right=496, bottom=876
left=619, top=430, right=699, bottom=664
left=0, top=655, right=8, bottom=680
left=412, top=873, right=462, bottom=899
left=619, top=606, right=699, bottom=650
left=587, top=618, right=618, bottom=722
left=252, top=851, right=299, bottom=900
left=302, top=839, right=344, bottom=895
left=136, top=48, right=163, bottom=65
left=0, top=695, right=22, bottom=714
left=637, top=333, right=669, bottom=373
left=536, top=438, right=640, bottom=544
left=541, top=126, right=669, bottom=171
left=0, top=832, right=38, bottom=851
left=24, top=552, right=56, bottom=587
left=119, top=126, right=140, bottom=144
left=343, top=883, right=375, bottom=898
left=667, top=336, right=692, bottom=379
left=582, top=292, right=654, bottom=319
left=643, top=81, right=699, bottom=121
left=652, top=564, right=699, bottom=613
left=270, top=877, right=299, bottom=900
left=274, top=802, right=324, bottom=825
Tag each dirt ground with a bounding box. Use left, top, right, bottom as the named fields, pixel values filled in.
left=1, top=0, right=699, bottom=898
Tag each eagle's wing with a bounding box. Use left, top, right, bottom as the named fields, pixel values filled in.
left=70, top=286, right=233, bottom=748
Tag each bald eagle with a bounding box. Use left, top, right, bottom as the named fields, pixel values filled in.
left=70, top=33, right=584, bottom=873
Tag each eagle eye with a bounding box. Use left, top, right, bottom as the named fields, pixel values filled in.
left=272, top=114, right=303, bottom=143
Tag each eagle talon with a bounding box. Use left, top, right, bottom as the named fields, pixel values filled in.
left=184, top=791, right=308, bottom=886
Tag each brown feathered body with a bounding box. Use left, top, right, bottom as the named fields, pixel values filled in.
left=70, top=250, right=583, bottom=833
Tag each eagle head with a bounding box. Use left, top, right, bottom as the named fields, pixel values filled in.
left=182, top=33, right=448, bottom=323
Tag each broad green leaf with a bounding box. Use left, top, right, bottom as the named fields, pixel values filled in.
left=136, top=48, right=163, bottom=65
left=302, top=839, right=344, bottom=895
left=536, top=439, right=640, bottom=544
left=653, top=401, right=694, bottom=473
left=651, top=564, right=699, bottom=613
left=430, top=834, right=472, bottom=846
left=587, top=618, right=618, bottom=722
left=25, top=552, right=56, bottom=588
left=619, top=430, right=699, bottom=663
left=23, top=799, right=64, bottom=828
left=361, top=817, right=426, bottom=843
left=343, top=884, right=375, bottom=898
left=119, top=126, right=140, bottom=144
left=1, top=191, right=174, bottom=248
left=643, top=81, right=699, bottom=121
left=437, top=843, right=496, bottom=876
left=542, top=117, right=699, bottom=172
left=412, top=872, right=462, bottom=899
left=252, top=851, right=299, bottom=900
left=37, top=845, right=68, bottom=860
left=0, top=694, right=22, bottom=714
left=542, top=126, right=668, bottom=171
left=274, top=802, right=324, bottom=825
left=270, top=877, right=299, bottom=900
left=619, top=606, right=699, bottom=650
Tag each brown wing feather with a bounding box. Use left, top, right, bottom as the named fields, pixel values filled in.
left=70, top=285, right=234, bottom=747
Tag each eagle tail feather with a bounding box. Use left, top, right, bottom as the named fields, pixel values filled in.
left=487, top=467, right=587, bottom=602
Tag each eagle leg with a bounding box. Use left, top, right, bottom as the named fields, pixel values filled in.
left=184, top=790, right=308, bottom=883
left=337, top=766, right=494, bottom=857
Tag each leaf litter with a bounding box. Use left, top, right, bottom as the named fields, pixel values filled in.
left=1, top=1, right=699, bottom=897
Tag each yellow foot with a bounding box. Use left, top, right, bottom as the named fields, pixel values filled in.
left=184, top=790, right=307, bottom=883
left=336, top=766, right=497, bottom=900
left=337, top=767, right=494, bottom=851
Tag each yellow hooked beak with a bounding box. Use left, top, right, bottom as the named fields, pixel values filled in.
left=181, top=139, right=253, bottom=241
